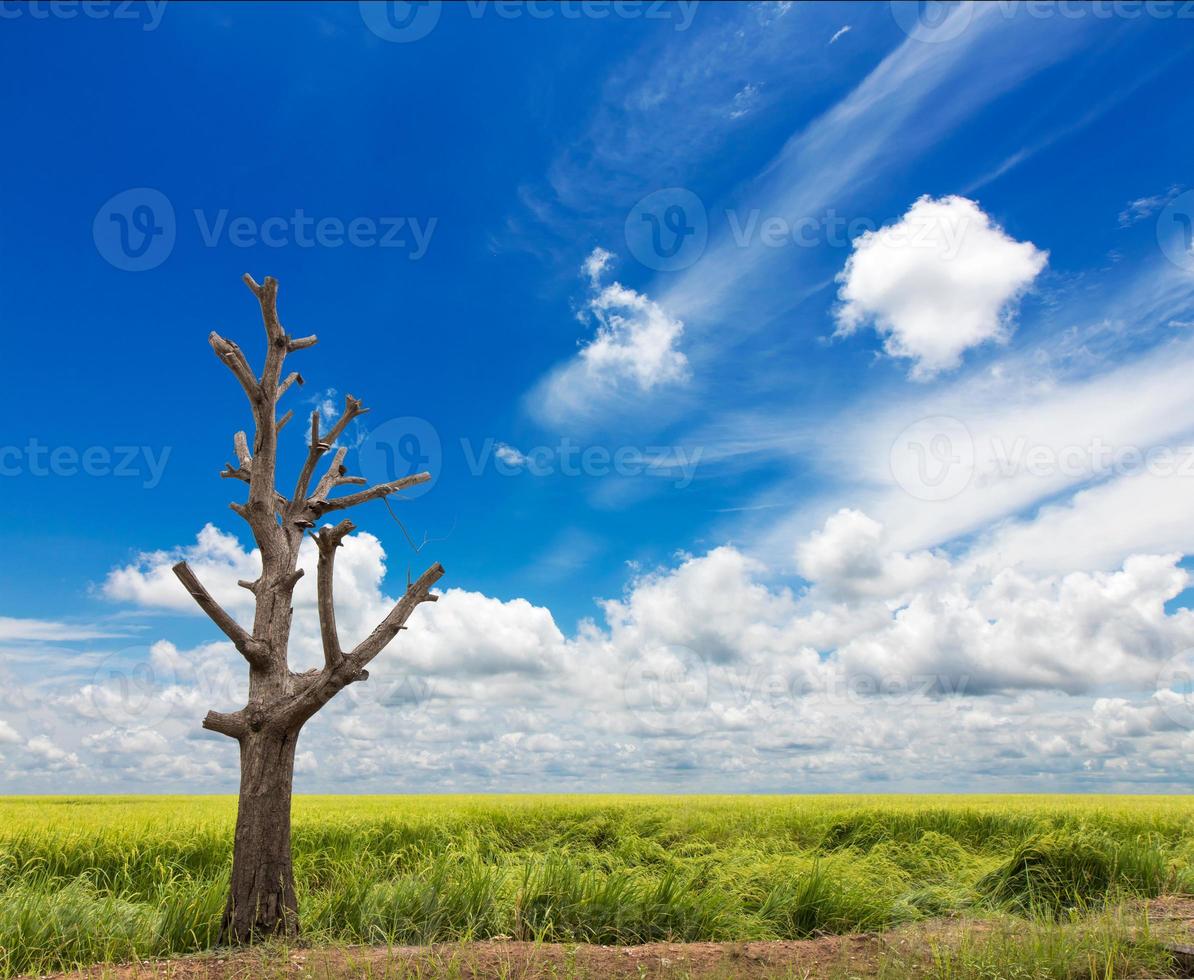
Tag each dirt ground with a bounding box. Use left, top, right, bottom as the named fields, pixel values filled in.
left=25, top=935, right=886, bottom=979
left=30, top=897, right=1194, bottom=980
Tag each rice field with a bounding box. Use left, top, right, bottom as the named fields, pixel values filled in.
left=1, top=795, right=1192, bottom=978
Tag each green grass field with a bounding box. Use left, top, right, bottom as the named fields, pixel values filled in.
left=1, top=795, right=1192, bottom=978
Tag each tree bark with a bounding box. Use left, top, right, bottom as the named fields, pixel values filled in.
left=221, top=727, right=301, bottom=943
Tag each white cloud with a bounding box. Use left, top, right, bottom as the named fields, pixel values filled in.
left=728, top=83, right=760, bottom=119
left=26, top=735, right=81, bottom=772
left=828, top=25, right=851, bottom=45
left=662, top=4, right=1082, bottom=326
left=582, top=246, right=613, bottom=284
left=584, top=282, right=688, bottom=390
left=16, top=497, right=1194, bottom=793
left=834, top=195, right=1047, bottom=379
left=103, top=523, right=258, bottom=616
left=530, top=251, right=688, bottom=426
left=0, top=720, right=19, bottom=744
left=795, top=509, right=946, bottom=599
left=714, top=270, right=1194, bottom=577
left=83, top=727, right=170, bottom=755
left=0, top=617, right=124, bottom=642
left=1118, top=186, right=1182, bottom=228
left=495, top=443, right=527, bottom=467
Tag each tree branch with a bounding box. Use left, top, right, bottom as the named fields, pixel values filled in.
left=208, top=332, right=261, bottom=405
left=172, top=561, right=268, bottom=668
left=277, top=371, right=304, bottom=400
left=348, top=561, right=445, bottom=669
left=312, top=446, right=349, bottom=501
left=274, top=562, right=444, bottom=730
left=313, top=519, right=355, bottom=669
left=234, top=431, right=252, bottom=469
left=314, top=471, right=431, bottom=516
left=202, top=709, right=249, bottom=739
left=291, top=395, right=368, bottom=504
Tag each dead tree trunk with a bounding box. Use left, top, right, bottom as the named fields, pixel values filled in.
left=172, top=274, right=443, bottom=943
left=225, top=729, right=299, bottom=940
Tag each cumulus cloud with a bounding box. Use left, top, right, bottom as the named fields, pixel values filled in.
left=26, top=735, right=81, bottom=772
left=583, top=282, right=688, bottom=391
left=529, top=249, right=689, bottom=426
left=795, top=509, right=946, bottom=599
left=834, top=195, right=1047, bottom=379
left=12, top=504, right=1194, bottom=792
left=103, top=523, right=258, bottom=616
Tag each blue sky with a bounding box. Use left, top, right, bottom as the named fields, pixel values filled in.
left=2, top=1, right=1194, bottom=793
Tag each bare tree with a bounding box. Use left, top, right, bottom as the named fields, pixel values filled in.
left=173, top=274, right=443, bottom=943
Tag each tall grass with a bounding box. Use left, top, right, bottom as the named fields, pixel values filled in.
left=0, top=795, right=1190, bottom=977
